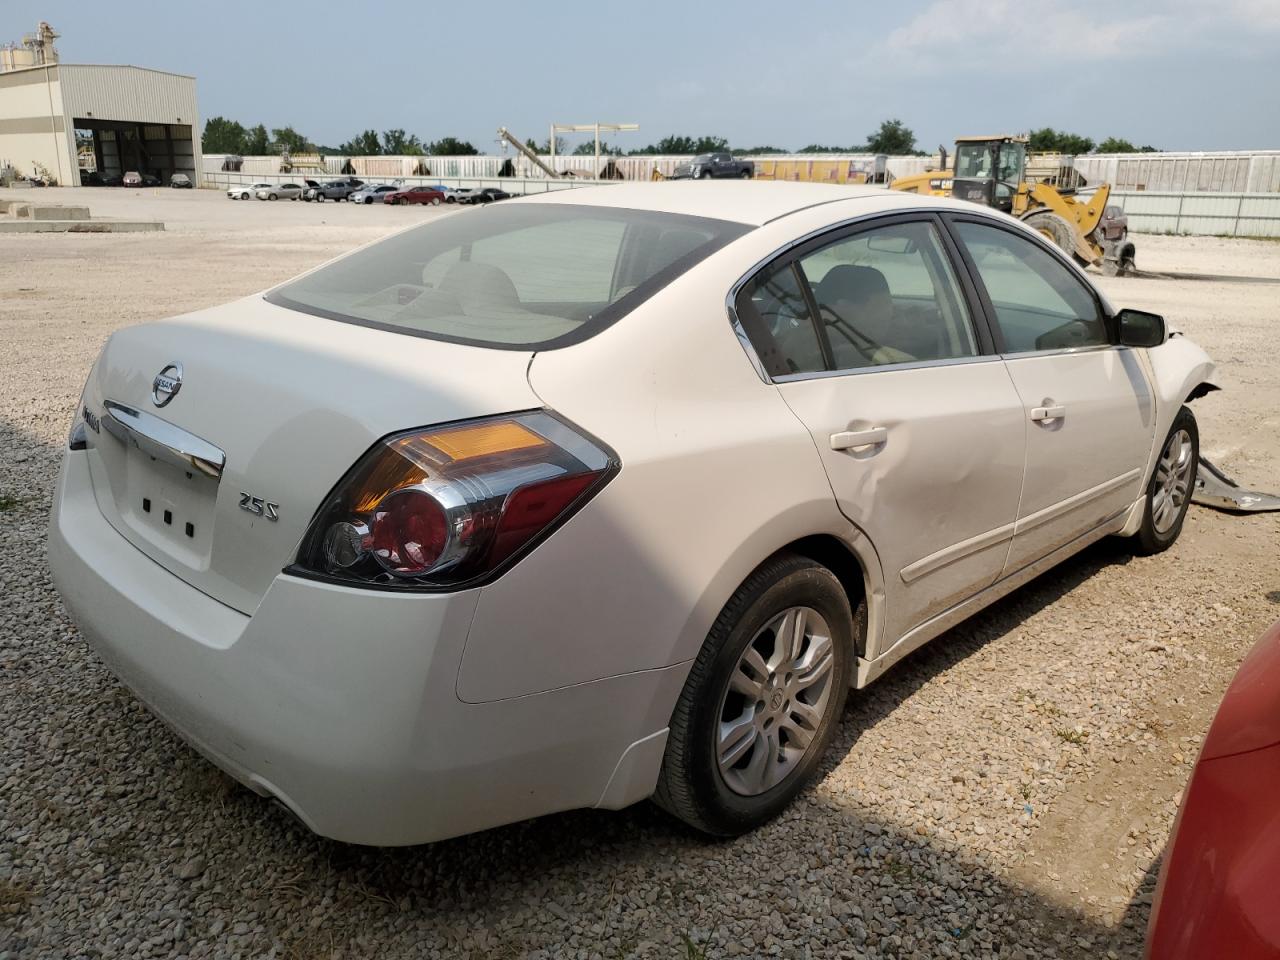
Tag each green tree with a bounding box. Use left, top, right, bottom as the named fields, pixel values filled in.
left=271, top=126, right=310, bottom=154
left=428, top=137, right=478, bottom=156
left=1028, top=127, right=1095, bottom=155
left=244, top=123, right=270, bottom=155
left=631, top=135, right=729, bottom=155
left=202, top=116, right=247, bottom=154
left=381, top=129, right=424, bottom=155
left=339, top=129, right=382, bottom=155
left=572, top=140, right=623, bottom=156
left=731, top=145, right=786, bottom=156
left=798, top=143, right=857, bottom=154
left=864, top=119, right=917, bottom=155
left=1096, top=136, right=1160, bottom=154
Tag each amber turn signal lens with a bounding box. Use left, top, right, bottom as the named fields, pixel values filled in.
left=418, top=421, right=547, bottom=462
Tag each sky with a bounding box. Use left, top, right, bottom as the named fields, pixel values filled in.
left=6, top=0, right=1279, bottom=153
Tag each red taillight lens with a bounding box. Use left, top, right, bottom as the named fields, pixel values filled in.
left=369, top=489, right=449, bottom=576
left=294, top=411, right=617, bottom=589
left=490, top=472, right=598, bottom=566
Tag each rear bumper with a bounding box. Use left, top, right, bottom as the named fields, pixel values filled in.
left=48, top=450, right=683, bottom=845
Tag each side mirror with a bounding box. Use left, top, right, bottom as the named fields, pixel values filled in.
left=1116, top=308, right=1167, bottom=348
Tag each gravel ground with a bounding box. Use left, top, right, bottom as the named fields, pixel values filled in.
left=2, top=190, right=1279, bottom=959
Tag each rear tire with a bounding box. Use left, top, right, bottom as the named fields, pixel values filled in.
left=1132, top=406, right=1198, bottom=555
left=654, top=553, right=853, bottom=836
left=431, top=196, right=441, bottom=206
left=740, top=169, right=752, bottom=179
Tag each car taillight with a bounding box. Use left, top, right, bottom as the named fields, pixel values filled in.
left=292, top=410, right=617, bottom=589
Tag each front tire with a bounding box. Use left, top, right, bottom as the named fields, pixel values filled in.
left=654, top=553, right=853, bottom=836
left=1133, top=406, right=1198, bottom=555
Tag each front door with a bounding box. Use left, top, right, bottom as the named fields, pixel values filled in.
left=949, top=217, right=1156, bottom=572
left=734, top=216, right=1027, bottom=648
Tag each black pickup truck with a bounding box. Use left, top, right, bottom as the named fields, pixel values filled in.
left=670, top=152, right=754, bottom=180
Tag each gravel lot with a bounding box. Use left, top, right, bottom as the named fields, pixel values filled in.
left=2, top=188, right=1279, bottom=959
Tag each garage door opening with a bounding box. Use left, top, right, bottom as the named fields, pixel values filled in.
left=74, top=119, right=195, bottom=185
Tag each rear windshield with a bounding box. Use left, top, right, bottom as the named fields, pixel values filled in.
left=266, top=203, right=750, bottom=349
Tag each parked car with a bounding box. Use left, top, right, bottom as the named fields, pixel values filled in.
left=227, top=182, right=273, bottom=200
left=141, top=173, right=162, bottom=187
left=429, top=184, right=460, bottom=203
left=304, top=179, right=364, bottom=202
left=170, top=173, right=193, bottom=189
left=349, top=184, right=401, bottom=204
left=385, top=186, right=446, bottom=206
left=1100, top=204, right=1129, bottom=243
left=1145, top=617, right=1280, bottom=959
left=455, top=186, right=512, bottom=205
left=49, top=183, right=1217, bottom=846
left=256, top=182, right=304, bottom=201
left=99, top=172, right=123, bottom=187
left=670, top=152, right=756, bottom=180
left=122, top=171, right=143, bottom=187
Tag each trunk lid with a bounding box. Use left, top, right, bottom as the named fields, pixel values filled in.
left=79, top=296, right=538, bottom=614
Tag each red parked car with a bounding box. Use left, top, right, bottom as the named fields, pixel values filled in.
left=384, top=186, right=445, bottom=206
left=1146, top=617, right=1280, bottom=959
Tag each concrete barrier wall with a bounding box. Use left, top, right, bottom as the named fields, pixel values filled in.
left=1105, top=191, right=1280, bottom=238
left=201, top=165, right=1280, bottom=238
left=202, top=169, right=612, bottom=196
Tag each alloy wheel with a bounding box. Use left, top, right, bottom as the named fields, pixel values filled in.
left=1152, top=428, right=1194, bottom=534
left=716, top=606, right=836, bottom=796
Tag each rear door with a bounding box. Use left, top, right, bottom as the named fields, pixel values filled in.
left=947, top=216, right=1156, bottom=572
left=735, top=215, right=1027, bottom=645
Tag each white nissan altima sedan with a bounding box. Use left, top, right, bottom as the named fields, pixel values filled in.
left=49, top=182, right=1217, bottom=845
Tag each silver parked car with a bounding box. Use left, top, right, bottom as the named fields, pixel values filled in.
left=349, top=184, right=401, bottom=204
left=49, top=183, right=1216, bottom=846
left=256, top=183, right=304, bottom=202
left=227, top=182, right=272, bottom=200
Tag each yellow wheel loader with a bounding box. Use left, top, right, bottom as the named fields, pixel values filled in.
left=892, top=135, right=1137, bottom=276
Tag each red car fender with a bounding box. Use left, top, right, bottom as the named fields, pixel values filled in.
left=1146, top=620, right=1280, bottom=959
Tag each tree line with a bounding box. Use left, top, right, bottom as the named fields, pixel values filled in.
left=202, top=116, right=1160, bottom=158
left=201, top=118, right=479, bottom=157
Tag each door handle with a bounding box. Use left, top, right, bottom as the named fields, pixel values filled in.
left=1030, top=404, right=1066, bottom=423
left=830, top=426, right=888, bottom=451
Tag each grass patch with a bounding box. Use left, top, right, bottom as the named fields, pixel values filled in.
left=1055, top=727, right=1090, bottom=745
left=679, top=933, right=711, bottom=960
left=0, top=877, right=36, bottom=915
left=0, top=493, right=26, bottom=512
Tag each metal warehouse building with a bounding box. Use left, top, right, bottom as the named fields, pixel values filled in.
left=0, top=63, right=201, bottom=186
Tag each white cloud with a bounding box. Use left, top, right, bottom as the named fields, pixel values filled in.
left=883, top=0, right=1276, bottom=63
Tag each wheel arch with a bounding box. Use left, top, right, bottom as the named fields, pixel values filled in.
left=782, top=534, right=872, bottom=658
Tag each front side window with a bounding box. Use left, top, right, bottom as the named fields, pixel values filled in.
left=268, top=204, right=749, bottom=348
left=995, top=142, right=1025, bottom=201
left=953, top=221, right=1107, bottom=353
left=736, top=219, right=979, bottom=376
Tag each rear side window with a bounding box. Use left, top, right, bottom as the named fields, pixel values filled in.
left=953, top=221, right=1107, bottom=353
left=736, top=218, right=979, bottom=376
left=269, top=204, right=749, bottom=348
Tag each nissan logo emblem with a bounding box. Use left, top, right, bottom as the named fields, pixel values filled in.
left=152, top=362, right=183, bottom=407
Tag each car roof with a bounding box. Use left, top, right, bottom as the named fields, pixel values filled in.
left=510, top=181, right=964, bottom=227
